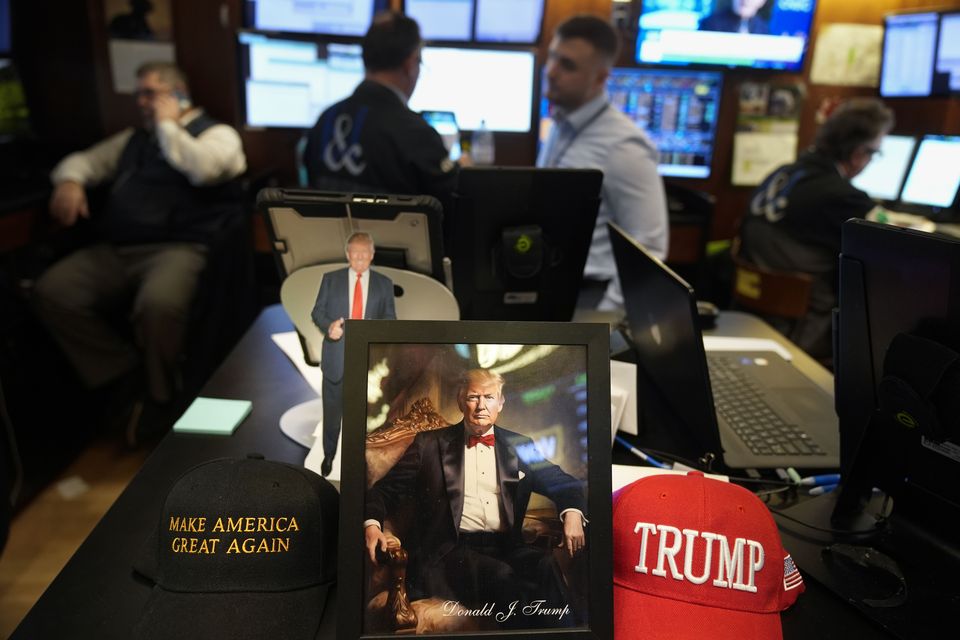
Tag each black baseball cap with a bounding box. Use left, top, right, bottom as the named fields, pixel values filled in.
left=133, top=456, right=339, bottom=639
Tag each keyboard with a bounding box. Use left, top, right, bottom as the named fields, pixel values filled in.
left=706, top=354, right=827, bottom=457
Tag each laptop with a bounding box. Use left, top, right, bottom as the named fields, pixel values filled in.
left=608, top=222, right=840, bottom=471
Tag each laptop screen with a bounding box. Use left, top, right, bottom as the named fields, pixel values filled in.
left=608, top=221, right=722, bottom=458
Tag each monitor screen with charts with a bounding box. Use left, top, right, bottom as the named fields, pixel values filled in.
left=899, top=135, right=960, bottom=209
left=403, top=0, right=544, bottom=43
left=881, top=12, right=939, bottom=97
left=408, top=46, right=535, bottom=132
left=245, top=0, right=388, bottom=37
left=238, top=32, right=363, bottom=129
left=606, top=67, right=723, bottom=179
left=850, top=134, right=917, bottom=202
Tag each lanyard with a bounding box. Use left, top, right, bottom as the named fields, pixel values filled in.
left=547, top=103, right=609, bottom=167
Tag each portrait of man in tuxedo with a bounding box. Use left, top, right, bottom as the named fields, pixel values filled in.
left=312, top=231, right=396, bottom=477
left=363, top=368, right=587, bottom=629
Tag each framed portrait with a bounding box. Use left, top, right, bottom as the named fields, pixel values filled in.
left=337, top=320, right=612, bottom=639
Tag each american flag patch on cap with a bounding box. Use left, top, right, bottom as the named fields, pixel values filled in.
left=783, top=554, right=803, bottom=591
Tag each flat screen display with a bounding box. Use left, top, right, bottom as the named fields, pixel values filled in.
left=245, top=0, right=388, bottom=37
left=475, top=0, right=544, bottom=43
left=880, top=12, right=939, bottom=97
left=238, top=32, right=363, bottom=129
left=900, top=135, right=960, bottom=208
left=408, top=46, right=535, bottom=132
left=405, top=0, right=473, bottom=41
left=402, top=0, right=544, bottom=43
left=607, top=67, right=722, bottom=179
left=935, top=12, right=960, bottom=94
left=635, top=0, right=818, bottom=71
left=850, top=135, right=917, bottom=202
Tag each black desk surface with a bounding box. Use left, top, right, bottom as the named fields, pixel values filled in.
left=13, top=306, right=891, bottom=639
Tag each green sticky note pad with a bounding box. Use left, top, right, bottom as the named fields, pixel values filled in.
left=173, top=397, right=252, bottom=435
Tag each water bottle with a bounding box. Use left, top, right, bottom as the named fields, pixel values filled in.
left=471, top=119, right=495, bottom=165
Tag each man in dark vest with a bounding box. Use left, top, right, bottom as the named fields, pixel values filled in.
left=33, top=61, right=247, bottom=445
left=302, top=11, right=462, bottom=208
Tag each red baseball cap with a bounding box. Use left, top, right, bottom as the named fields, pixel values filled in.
left=613, top=472, right=803, bottom=640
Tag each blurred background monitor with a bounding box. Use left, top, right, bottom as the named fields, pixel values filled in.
left=899, top=135, right=960, bottom=210
left=0, top=59, right=30, bottom=142
left=238, top=32, right=363, bottom=129
left=935, top=12, right=960, bottom=94
left=244, top=0, right=389, bottom=37
left=850, top=134, right=917, bottom=203
left=408, top=46, right=535, bottom=132
left=880, top=11, right=939, bottom=98
left=607, top=67, right=722, bottom=179
left=635, top=0, right=818, bottom=71
left=450, top=167, right=602, bottom=321
left=0, top=0, right=10, bottom=55
left=539, top=67, right=722, bottom=179
left=403, top=0, right=544, bottom=43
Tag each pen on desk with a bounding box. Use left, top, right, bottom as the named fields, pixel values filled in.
left=799, top=473, right=841, bottom=487
left=808, top=483, right=839, bottom=496
left=614, top=436, right=671, bottom=470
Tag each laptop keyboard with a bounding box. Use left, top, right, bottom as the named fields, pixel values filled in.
left=706, top=354, right=826, bottom=457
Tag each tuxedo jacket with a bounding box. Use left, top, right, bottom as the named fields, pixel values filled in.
left=311, top=267, right=396, bottom=383
left=366, top=422, right=587, bottom=571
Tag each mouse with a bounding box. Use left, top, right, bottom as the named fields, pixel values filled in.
left=696, top=300, right=719, bottom=329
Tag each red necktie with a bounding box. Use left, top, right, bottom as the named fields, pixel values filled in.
left=468, top=433, right=495, bottom=448
left=351, top=273, right=363, bottom=320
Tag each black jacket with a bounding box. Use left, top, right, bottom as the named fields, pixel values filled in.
left=303, top=80, right=457, bottom=207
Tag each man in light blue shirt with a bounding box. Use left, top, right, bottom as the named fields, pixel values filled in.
left=538, top=15, right=668, bottom=311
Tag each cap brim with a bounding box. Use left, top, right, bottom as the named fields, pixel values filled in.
left=614, top=583, right=783, bottom=640
left=133, top=582, right=331, bottom=640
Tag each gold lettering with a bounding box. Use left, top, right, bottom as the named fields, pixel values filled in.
left=227, top=538, right=240, bottom=554
left=258, top=517, right=268, bottom=532
left=227, top=517, right=243, bottom=533
left=276, top=537, right=289, bottom=552
left=244, top=517, right=255, bottom=532
left=242, top=538, right=256, bottom=553
left=169, top=517, right=182, bottom=532
left=288, top=517, right=299, bottom=532
left=172, top=537, right=184, bottom=552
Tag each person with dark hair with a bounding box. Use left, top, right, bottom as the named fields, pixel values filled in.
left=364, top=368, right=587, bottom=628
left=538, top=14, right=668, bottom=312
left=700, top=0, right=771, bottom=35
left=738, top=98, right=895, bottom=359
left=311, top=232, right=396, bottom=478
left=33, top=61, right=246, bottom=445
left=303, top=11, right=462, bottom=207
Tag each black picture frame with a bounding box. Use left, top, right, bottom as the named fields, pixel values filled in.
left=337, top=320, right=612, bottom=639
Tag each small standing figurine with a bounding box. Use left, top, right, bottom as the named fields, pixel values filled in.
left=311, top=232, right=396, bottom=477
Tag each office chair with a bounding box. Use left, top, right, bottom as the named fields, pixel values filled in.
left=663, top=182, right=714, bottom=288
left=731, top=246, right=813, bottom=320
left=278, top=263, right=460, bottom=446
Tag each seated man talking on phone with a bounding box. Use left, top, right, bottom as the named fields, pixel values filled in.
left=33, top=61, right=247, bottom=446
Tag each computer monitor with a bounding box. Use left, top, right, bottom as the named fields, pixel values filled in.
left=475, top=0, right=544, bottom=44
left=898, top=135, right=960, bottom=210
left=402, top=0, right=544, bottom=43
left=635, top=0, right=818, bottom=71
left=880, top=11, right=939, bottom=98
left=238, top=32, right=363, bottom=129
left=606, top=67, right=723, bottom=179
left=421, top=110, right=462, bottom=161
left=0, top=0, right=11, bottom=55
left=850, top=134, right=917, bottom=202
left=244, top=0, right=388, bottom=37
left=935, top=12, right=960, bottom=94
left=450, top=167, right=603, bottom=321
left=408, top=46, right=535, bottom=132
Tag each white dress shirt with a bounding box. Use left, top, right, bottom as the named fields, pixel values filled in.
left=459, top=427, right=504, bottom=533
